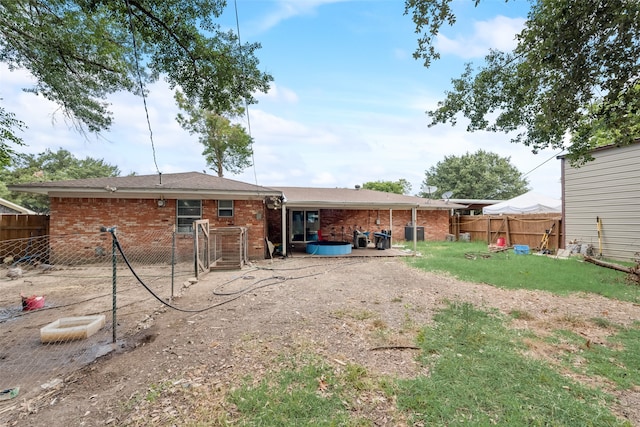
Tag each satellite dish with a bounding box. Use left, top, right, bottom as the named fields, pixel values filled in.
left=423, top=185, right=438, bottom=198
left=442, top=191, right=453, bottom=201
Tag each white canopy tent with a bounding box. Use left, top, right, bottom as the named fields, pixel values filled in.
left=482, top=191, right=562, bottom=215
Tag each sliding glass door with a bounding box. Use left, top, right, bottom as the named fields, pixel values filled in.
left=291, top=210, right=319, bottom=242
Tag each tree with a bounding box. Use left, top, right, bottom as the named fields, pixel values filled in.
left=420, top=150, right=529, bottom=200
left=0, top=1, right=272, bottom=160
left=362, top=179, right=412, bottom=195
left=175, top=91, right=252, bottom=177
left=405, top=0, right=640, bottom=164
left=0, top=148, right=120, bottom=212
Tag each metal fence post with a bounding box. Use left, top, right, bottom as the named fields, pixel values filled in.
left=171, top=224, right=176, bottom=300
left=100, top=226, right=118, bottom=343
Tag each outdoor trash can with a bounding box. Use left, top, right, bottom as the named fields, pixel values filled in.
left=374, top=231, right=391, bottom=250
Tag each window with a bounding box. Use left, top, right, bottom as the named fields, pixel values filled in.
left=177, top=200, right=202, bottom=233
left=218, top=200, right=234, bottom=217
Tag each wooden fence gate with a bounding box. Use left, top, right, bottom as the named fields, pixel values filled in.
left=193, top=220, right=210, bottom=278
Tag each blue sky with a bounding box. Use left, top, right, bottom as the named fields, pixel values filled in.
left=0, top=0, right=562, bottom=199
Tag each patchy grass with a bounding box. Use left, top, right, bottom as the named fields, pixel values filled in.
left=227, top=354, right=394, bottom=426
left=407, top=241, right=640, bottom=303
left=395, top=302, right=628, bottom=426
left=551, top=322, right=640, bottom=390
left=214, top=303, right=632, bottom=426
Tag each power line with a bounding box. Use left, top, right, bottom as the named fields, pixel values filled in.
left=234, top=0, right=259, bottom=187
left=522, top=149, right=565, bottom=178
left=124, top=0, right=160, bottom=175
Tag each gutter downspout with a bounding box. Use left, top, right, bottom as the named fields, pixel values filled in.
left=281, top=201, right=287, bottom=257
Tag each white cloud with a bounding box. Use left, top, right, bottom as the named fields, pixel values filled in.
left=436, top=15, right=526, bottom=58
left=257, top=83, right=299, bottom=104
left=254, top=0, right=352, bottom=32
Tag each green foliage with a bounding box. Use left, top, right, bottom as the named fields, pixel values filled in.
left=175, top=91, right=252, bottom=177
left=362, top=179, right=412, bottom=195
left=0, top=148, right=119, bottom=212
left=0, top=0, right=272, bottom=161
left=0, top=105, right=25, bottom=167
left=582, top=85, right=640, bottom=150
left=406, top=241, right=640, bottom=303
left=397, top=302, right=626, bottom=426
left=420, top=150, right=528, bottom=199
left=405, top=0, right=640, bottom=164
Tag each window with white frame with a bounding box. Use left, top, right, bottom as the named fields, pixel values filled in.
left=176, top=199, right=202, bottom=233
left=218, top=200, right=234, bottom=217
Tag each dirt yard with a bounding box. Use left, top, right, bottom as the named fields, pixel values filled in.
left=3, top=255, right=640, bottom=426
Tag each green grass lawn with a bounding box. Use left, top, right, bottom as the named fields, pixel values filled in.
left=406, top=240, right=640, bottom=303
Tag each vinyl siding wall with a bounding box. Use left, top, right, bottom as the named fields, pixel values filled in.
left=562, top=143, right=640, bottom=261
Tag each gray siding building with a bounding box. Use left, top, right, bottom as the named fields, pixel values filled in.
left=561, top=142, right=640, bottom=261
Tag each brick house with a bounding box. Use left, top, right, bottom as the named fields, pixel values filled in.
left=9, top=172, right=282, bottom=263
left=9, top=173, right=462, bottom=263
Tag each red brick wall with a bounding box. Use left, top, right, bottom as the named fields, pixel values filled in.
left=390, top=210, right=451, bottom=241
left=319, top=209, right=450, bottom=242
left=49, top=197, right=267, bottom=261
left=265, top=208, right=451, bottom=246
left=220, top=200, right=266, bottom=259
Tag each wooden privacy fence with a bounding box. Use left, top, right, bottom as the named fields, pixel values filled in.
left=450, top=214, right=562, bottom=251
left=0, top=214, right=49, bottom=241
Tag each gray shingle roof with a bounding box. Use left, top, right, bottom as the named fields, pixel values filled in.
left=274, top=187, right=464, bottom=209
left=8, top=172, right=281, bottom=199
left=8, top=173, right=465, bottom=209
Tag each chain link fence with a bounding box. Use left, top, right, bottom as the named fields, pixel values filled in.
left=0, top=226, right=198, bottom=420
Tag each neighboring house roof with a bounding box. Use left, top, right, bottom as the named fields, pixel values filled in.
left=448, top=198, right=502, bottom=211
left=557, top=139, right=640, bottom=160
left=0, top=197, right=36, bottom=214
left=7, top=172, right=281, bottom=200
left=274, top=187, right=465, bottom=210
left=449, top=198, right=502, bottom=205
left=482, top=191, right=562, bottom=215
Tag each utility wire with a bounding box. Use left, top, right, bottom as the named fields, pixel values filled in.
left=124, top=0, right=161, bottom=175
left=234, top=0, right=259, bottom=187
left=522, top=149, right=565, bottom=178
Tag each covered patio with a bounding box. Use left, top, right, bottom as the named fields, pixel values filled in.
left=266, top=186, right=465, bottom=258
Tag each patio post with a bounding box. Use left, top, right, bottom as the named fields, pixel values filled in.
left=412, top=207, right=417, bottom=255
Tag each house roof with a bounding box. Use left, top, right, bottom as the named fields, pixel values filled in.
left=275, top=187, right=465, bottom=210
left=7, top=172, right=281, bottom=200
left=557, top=139, right=640, bottom=159
left=0, top=197, right=36, bottom=214
left=8, top=172, right=466, bottom=209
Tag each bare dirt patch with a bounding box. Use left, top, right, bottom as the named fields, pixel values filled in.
left=2, top=256, right=640, bottom=426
